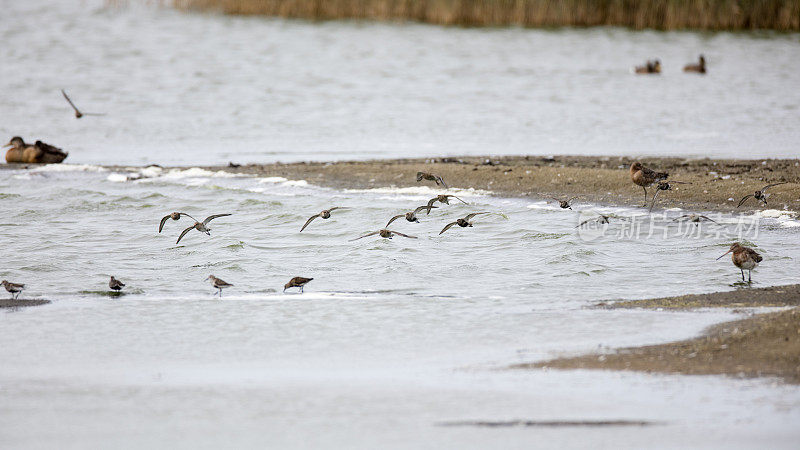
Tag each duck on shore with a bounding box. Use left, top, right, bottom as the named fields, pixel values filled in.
left=3, top=137, right=68, bottom=164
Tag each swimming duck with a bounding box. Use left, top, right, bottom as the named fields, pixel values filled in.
left=683, top=55, right=706, bottom=74
left=634, top=59, right=661, bottom=74
left=3, top=137, right=68, bottom=164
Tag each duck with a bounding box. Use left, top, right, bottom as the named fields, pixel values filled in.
left=3, top=137, right=68, bottom=164
left=634, top=59, right=661, bottom=74
left=683, top=55, right=706, bottom=74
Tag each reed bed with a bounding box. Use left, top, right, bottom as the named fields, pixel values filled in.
left=167, top=0, right=800, bottom=30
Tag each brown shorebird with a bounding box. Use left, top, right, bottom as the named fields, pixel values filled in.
left=551, top=196, right=580, bottom=210
left=672, top=214, right=718, bottom=224
left=649, top=180, right=692, bottom=212
left=206, top=275, right=233, bottom=297
left=351, top=229, right=417, bottom=241
left=576, top=215, right=610, bottom=227
left=109, top=276, right=125, bottom=291
left=61, top=89, right=106, bottom=119
left=159, top=212, right=198, bottom=233
left=1, top=280, right=24, bottom=299
left=426, top=195, right=467, bottom=213
left=300, top=207, right=341, bottom=232
left=737, top=183, right=788, bottom=208
left=416, top=172, right=448, bottom=189
left=3, top=136, right=68, bottom=164
left=439, top=212, right=491, bottom=235
left=717, top=243, right=762, bottom=283
left=683, top=55, right=706, bottom=74
left=284, top=276, right=313, bottom=293
left=176, top=214, right=232, bottom=244
left=386, top=205, right=438, bottom=227
left=634, top=59, right=661, bottom=74
left=630, top=162, right=669, bottom=207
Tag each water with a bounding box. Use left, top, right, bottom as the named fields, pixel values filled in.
left=2, top=1, right=800, bottom=165
left=2, top=1, right=800, bottom=448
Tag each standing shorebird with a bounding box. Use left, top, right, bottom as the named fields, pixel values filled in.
left=1, top=280, right=24, bottom=299
left=386, top=205, right=438, bottom=227
left=649, top=180, right=692, bottom=212
left=416, top=172, right=448, bottom=189
left=175, top=214, right=232, bottom=244
left=672, top=214, right=718, bottom=225
left=551, top=196, right=580, bottom=210
left=351, top=229, right=417, bottom=241
left=61, top=89, right=106, bottom=119
left=108, top=276, right=125, bottom=292
left=284, top=277, right=313, bottom=293
left=206, top=275, right=233, bottom=297
left=683, top=55, right=706, bottom=74
left=426, top=194, right=467, bottom=213
left=159, top=212, right=198, bottom=233
left=300, top=207, right=341, bottom=232
left=736, top=183, right=788, bottom=208
left=439, top=212, right=491, bottom=235
left=716, top=243, right=762, bottom=283
left=630, top=162, right=669, bottom=207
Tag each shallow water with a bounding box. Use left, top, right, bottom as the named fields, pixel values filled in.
left=2, top=1, right=800, bottom=165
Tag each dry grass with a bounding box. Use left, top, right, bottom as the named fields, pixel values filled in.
left=162, top=0, right=800, bottom=31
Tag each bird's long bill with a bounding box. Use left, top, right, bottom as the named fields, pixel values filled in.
left=716, top=249, right=733, bottom=260
left=2, top=142, right=12, bottom=148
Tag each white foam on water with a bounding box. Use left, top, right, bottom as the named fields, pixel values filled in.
left=106, top=173, right=129, bottom=183
left=258, top=176, right=289, bottom=183
left=30, top=164, right=108, bottom=173
left=345, top=185, right=490, bottom=197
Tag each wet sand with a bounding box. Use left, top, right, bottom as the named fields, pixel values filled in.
left=0, top=299, right=50, bottom=309
left=518, top=284, right=800, bottom=384
left=208, top=155, right=800, bottom=213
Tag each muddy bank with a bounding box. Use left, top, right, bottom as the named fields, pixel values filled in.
left=209, top=155, right=800, bottom=213
left=517, top=285, right=800, bottom=384
left=0, top=299, right=51, bottom=309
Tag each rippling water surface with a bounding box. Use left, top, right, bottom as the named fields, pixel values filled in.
left=2, top=1, right=800, bottom=448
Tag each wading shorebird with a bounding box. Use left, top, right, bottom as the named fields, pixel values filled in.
left=300, top=207, right=341, bottom=232
left=386, top=205, right=438, bottom=227
left=284, top=276, right=313, bottom=293
left=3, top=136, right=68, bottom=164
left=439, top=212, right=491, bottom=235
left=649, top=180, right=692, bottom=212
left=206, top=275, right=233, bottom=297
left=351, top=229, right=417, bottom=241
left=416, top=172, right=448, bottom=189
left=175, top=214, right=232, bottom=244
left=551, top=196, right=580, bottom=210
left=61, top=89, right=106, bottom=119
left=426, top=194, right=467, bottom=213
left=672, top=214, right=718, bottom=224
left=158, top=212, right=198, bottom=233
left=109, top=276, right=125, bottom=291
left=1, top=280, right=24, bottom=299
left=630, top=162, right=669, bottom=207
left=736, top=183, right=788, bottom=208
left=716, top=243, right=762, bottom=284
left=683, top=55, right=706, bottom=74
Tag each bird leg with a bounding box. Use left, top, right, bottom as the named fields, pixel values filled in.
left=741, top=269, right=745, bottom=282
left=300, top=286, right=304, bottom=293
left=641, top=186, right=648, bottom=207
left=748, top=270, right=752, bottom=284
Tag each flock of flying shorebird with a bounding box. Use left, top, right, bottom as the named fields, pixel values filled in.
left=2, top=161, right=791, bottom=300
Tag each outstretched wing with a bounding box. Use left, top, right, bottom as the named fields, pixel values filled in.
left=464, top=212, right=490, bottom=221
left=414, top=205, right=437, bottom=214
left=449, top=195, right=468, bottom=204
left=575, top=218, right=593, bottom=228
left=391, top=231, right=417, bottom=239
left=61, top=89, right=81, bottom=114
left=439, top=222, right=458, bottom=235
left=327, top=207, right=341, bottom=212
left=671, top=215, right=689, bottom=222
left=350, top=231, right=379, bottom=241
left=436, top=175, right=448, bottom=189
left=176, top=226, right=194, bottom=244
left=386, top=214, right=404, bottom=228
left=300, top=214, right=320, bottom=232
left=649, top=189, right=663, bottom=213
left=698, top=215, right=718, bottom=224
left=426, top=197, right=437, bottom=211
left=761, top=182, right=787, bottom=193
left=203, top=213, right=232, bottom=225
left=736, top=194, right=753, bottom=208
left=568, top=196, right=580, bottom=203
left=158, top=215, right=171, bottom=233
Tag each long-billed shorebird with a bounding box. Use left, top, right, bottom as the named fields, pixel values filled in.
left=551, top=196, right=580, bottom=210
left=175, top=214, right=232, bottom=244
left=716, top=243, right=762, bottom=283
left=207, top=275, right=233, bottom=297
left=61, top=89, right=105, bottom=119
left=736, top=183, right=788, bottom=208
left=159, top=212, right=198, bottom=233
left=300, top=207, right=341, bottom=232
left=109, top=276, right=125, bottom=292
left=3, top=136, right=68, bottom=164
left=630, top=162, right=669, bottom=207
left=673, top=214, right=718, bottom=224
left=351, top=229, right=417, bottom=241
left=683, top=55, right=706, bottom=74
left=417, top=172, right=448, bottom=189
left=649, top=180, right=692, bottom=212
left=426, top=194, right=467, bottom=213
left=386, top=205, right=438, bottom=227
left=1, top=280, right=24, bottom=299
left=439, top=212, right=490, bottom=235
left=284, top=276, right=313, bottom=293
